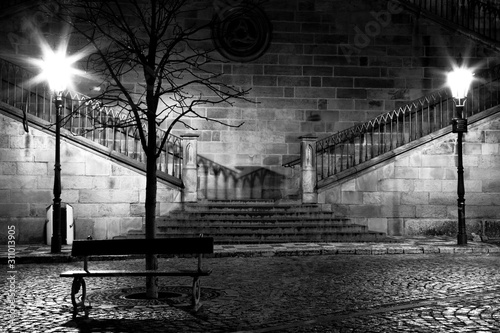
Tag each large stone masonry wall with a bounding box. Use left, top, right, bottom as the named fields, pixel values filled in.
left=1, top=0, right=499, bottom=199
left=318, top=112, right=500, bottom=237
left=0, top=113, right=181, bottom=244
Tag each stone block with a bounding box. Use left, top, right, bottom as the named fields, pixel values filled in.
left=337, top=88, right=367, bottom=99
left=17, top=162, right=48, bottom=175
left=419, top=167, right=446, bottom=179
left=414, top=179, right=442, bottom=192
left=0, top=190, right=9, bottom=203
left=342, top=191, right=363, bottom=204
left=92, top=218, right=108, bottom=240
left=355, top=78, right=394, bottom=88
left=112, top=164, right=141, bottom=176
left=416, top=205, right=447, bottom=218
left=404, top=247, right=423, bottom=254
left=60, top=162, right=86, bottom=176
left=264, top=65, right=302, bottom=76
left=368, top=218, right=387, bottom=233
left=79, top=190, right=139, bottom=203
left=405, top=219, right=457, bottom=236
left=394, top=166, right=419, bottom=179
left=429, top=192, right=457, bottom=205
left=64, top=176, right=95, bottom=189
left=0, top=203, right=30, bottom=217
left=377, top=164, right=395, bottom=179
left=464, top=143, right=482, bottom=155
left=481, top=143, right=499, bottom=155
left=381, top=204, right=416, bottom=218
left=327, top=99, right=354, bottom=110
left=96, top=203, right=132, bottom=217
left=254, top=75, right=278, bottom=86
left=10, top=190, right=52, bottom=204
left=485, top=130, right=500, bottom=143
left=1, top=162, right=16, bottom=175
left=16, top=218, right=45, bottom=243
left=387, top=247, right=404, bottom=254
left=401, top=192, right=429, bottom=205
left=120, top=217, right=143, bottom=234
left=295, top=87, right=336, bottom=98
left=408, top=153, right=422, bottom=167
left=378, top=179, right=413, bottom=192
left=355, top=172, right=378, bottom=191
left=363, top=192, right=400, bottom=205
left=349, top=204, right=382, bottom=218
left=461, top=206, right=500, bottom=219
left=387, top=218, right=404, bottom=236
left=0, top=175, right=38, bottom=189
left=421, top=155, right=455, bottom=167
left=479, top=155, right=500, bottom=168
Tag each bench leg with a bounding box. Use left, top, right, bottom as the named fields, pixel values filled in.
left=70, top=277, right=90, bottom=319
left=191, top=277, right=201, bottom=311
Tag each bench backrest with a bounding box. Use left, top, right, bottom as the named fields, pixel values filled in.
left=71, top=237, right=214, bottom=257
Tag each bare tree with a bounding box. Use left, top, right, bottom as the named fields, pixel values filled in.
left=48, top=0, right=251, bottom=298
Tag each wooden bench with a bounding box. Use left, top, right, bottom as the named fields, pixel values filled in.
left=60, top=237, right=214, bottom=318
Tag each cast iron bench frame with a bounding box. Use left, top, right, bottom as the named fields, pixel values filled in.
left=60, top=237, right=214, bottom=318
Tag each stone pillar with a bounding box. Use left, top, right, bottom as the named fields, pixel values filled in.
left=181, top=134, right=199, bottom=202
left=300, top=135, right=317, bottom=204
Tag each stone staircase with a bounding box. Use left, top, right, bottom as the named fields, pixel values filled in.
left=128, top=200, right=387, bottom=244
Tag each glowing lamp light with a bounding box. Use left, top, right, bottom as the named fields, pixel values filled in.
left=447, top=66, right=474, bottom=106
left=40, top=49, right=74, bottom=93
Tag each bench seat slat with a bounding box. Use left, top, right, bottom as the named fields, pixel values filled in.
left=71, top=238, right=214, bottom=257
left=60, top=269, right=212, bottom=278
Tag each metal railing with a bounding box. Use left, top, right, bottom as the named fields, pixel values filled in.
left=313, top=74, right=500, bottom=184
left=399, top=0, right=500, bottom=43
left=0, top=58, right=183, bottom=179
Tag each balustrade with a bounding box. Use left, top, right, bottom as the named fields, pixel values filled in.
left=0, top=58, right=183, bottom=179
left=314, top=75, right=500, bottom=184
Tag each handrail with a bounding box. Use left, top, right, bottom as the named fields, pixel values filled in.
left=397, top=0, right=500, bottom=46
left=0, top=57, right=183, bottom=179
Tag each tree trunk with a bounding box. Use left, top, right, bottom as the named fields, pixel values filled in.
left=145, top=124, right=158, bottom=299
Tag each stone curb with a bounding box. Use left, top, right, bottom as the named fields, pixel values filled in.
left=1, top=242, right=499, bottom=264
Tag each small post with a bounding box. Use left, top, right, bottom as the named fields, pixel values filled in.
left=300, top=135, right=318, bottom=204
left=181, top=134, right=199, bottom=202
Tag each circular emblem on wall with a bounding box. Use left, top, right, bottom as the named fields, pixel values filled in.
left=212, top=4, right=272, bottom=62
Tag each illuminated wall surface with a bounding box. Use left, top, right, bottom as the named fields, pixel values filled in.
left=0, top=0, right=499, bottom=242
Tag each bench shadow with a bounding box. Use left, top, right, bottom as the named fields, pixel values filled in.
left=61, top=305, right=209, bottom=332
left=62, top=318, right=179, bottom=332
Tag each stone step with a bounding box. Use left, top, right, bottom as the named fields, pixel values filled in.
left=158, top=217, right=349, bottom=225
left=127, top=199, right=386, bottom=244
left=157, top=224, right=368, bottom=233
left=166, top=231, right=385, bottom=243
left=183, top=200, right=323, bottom=213
left=127, top=230, right=386, bottom=244
left=162, top=211, right=344, bottom=219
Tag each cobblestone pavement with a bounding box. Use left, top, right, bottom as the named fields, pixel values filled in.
left=1, top=253, right=500, bottom=332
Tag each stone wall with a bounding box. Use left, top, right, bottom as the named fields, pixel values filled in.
left=0, top=112, right=181, bottom=243
left=318, top=110, right=500, bottom=237
left=1, top=0, right=498, bottom=200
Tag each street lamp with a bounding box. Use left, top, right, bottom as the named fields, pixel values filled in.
left=40, top=48, right=74, bottom=253
left=447, top=65, right=474, bottom=246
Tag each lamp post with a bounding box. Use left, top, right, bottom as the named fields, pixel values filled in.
left=40, top=48, right=73, bottom=253
left=447, top=66, right=473, bottom=246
